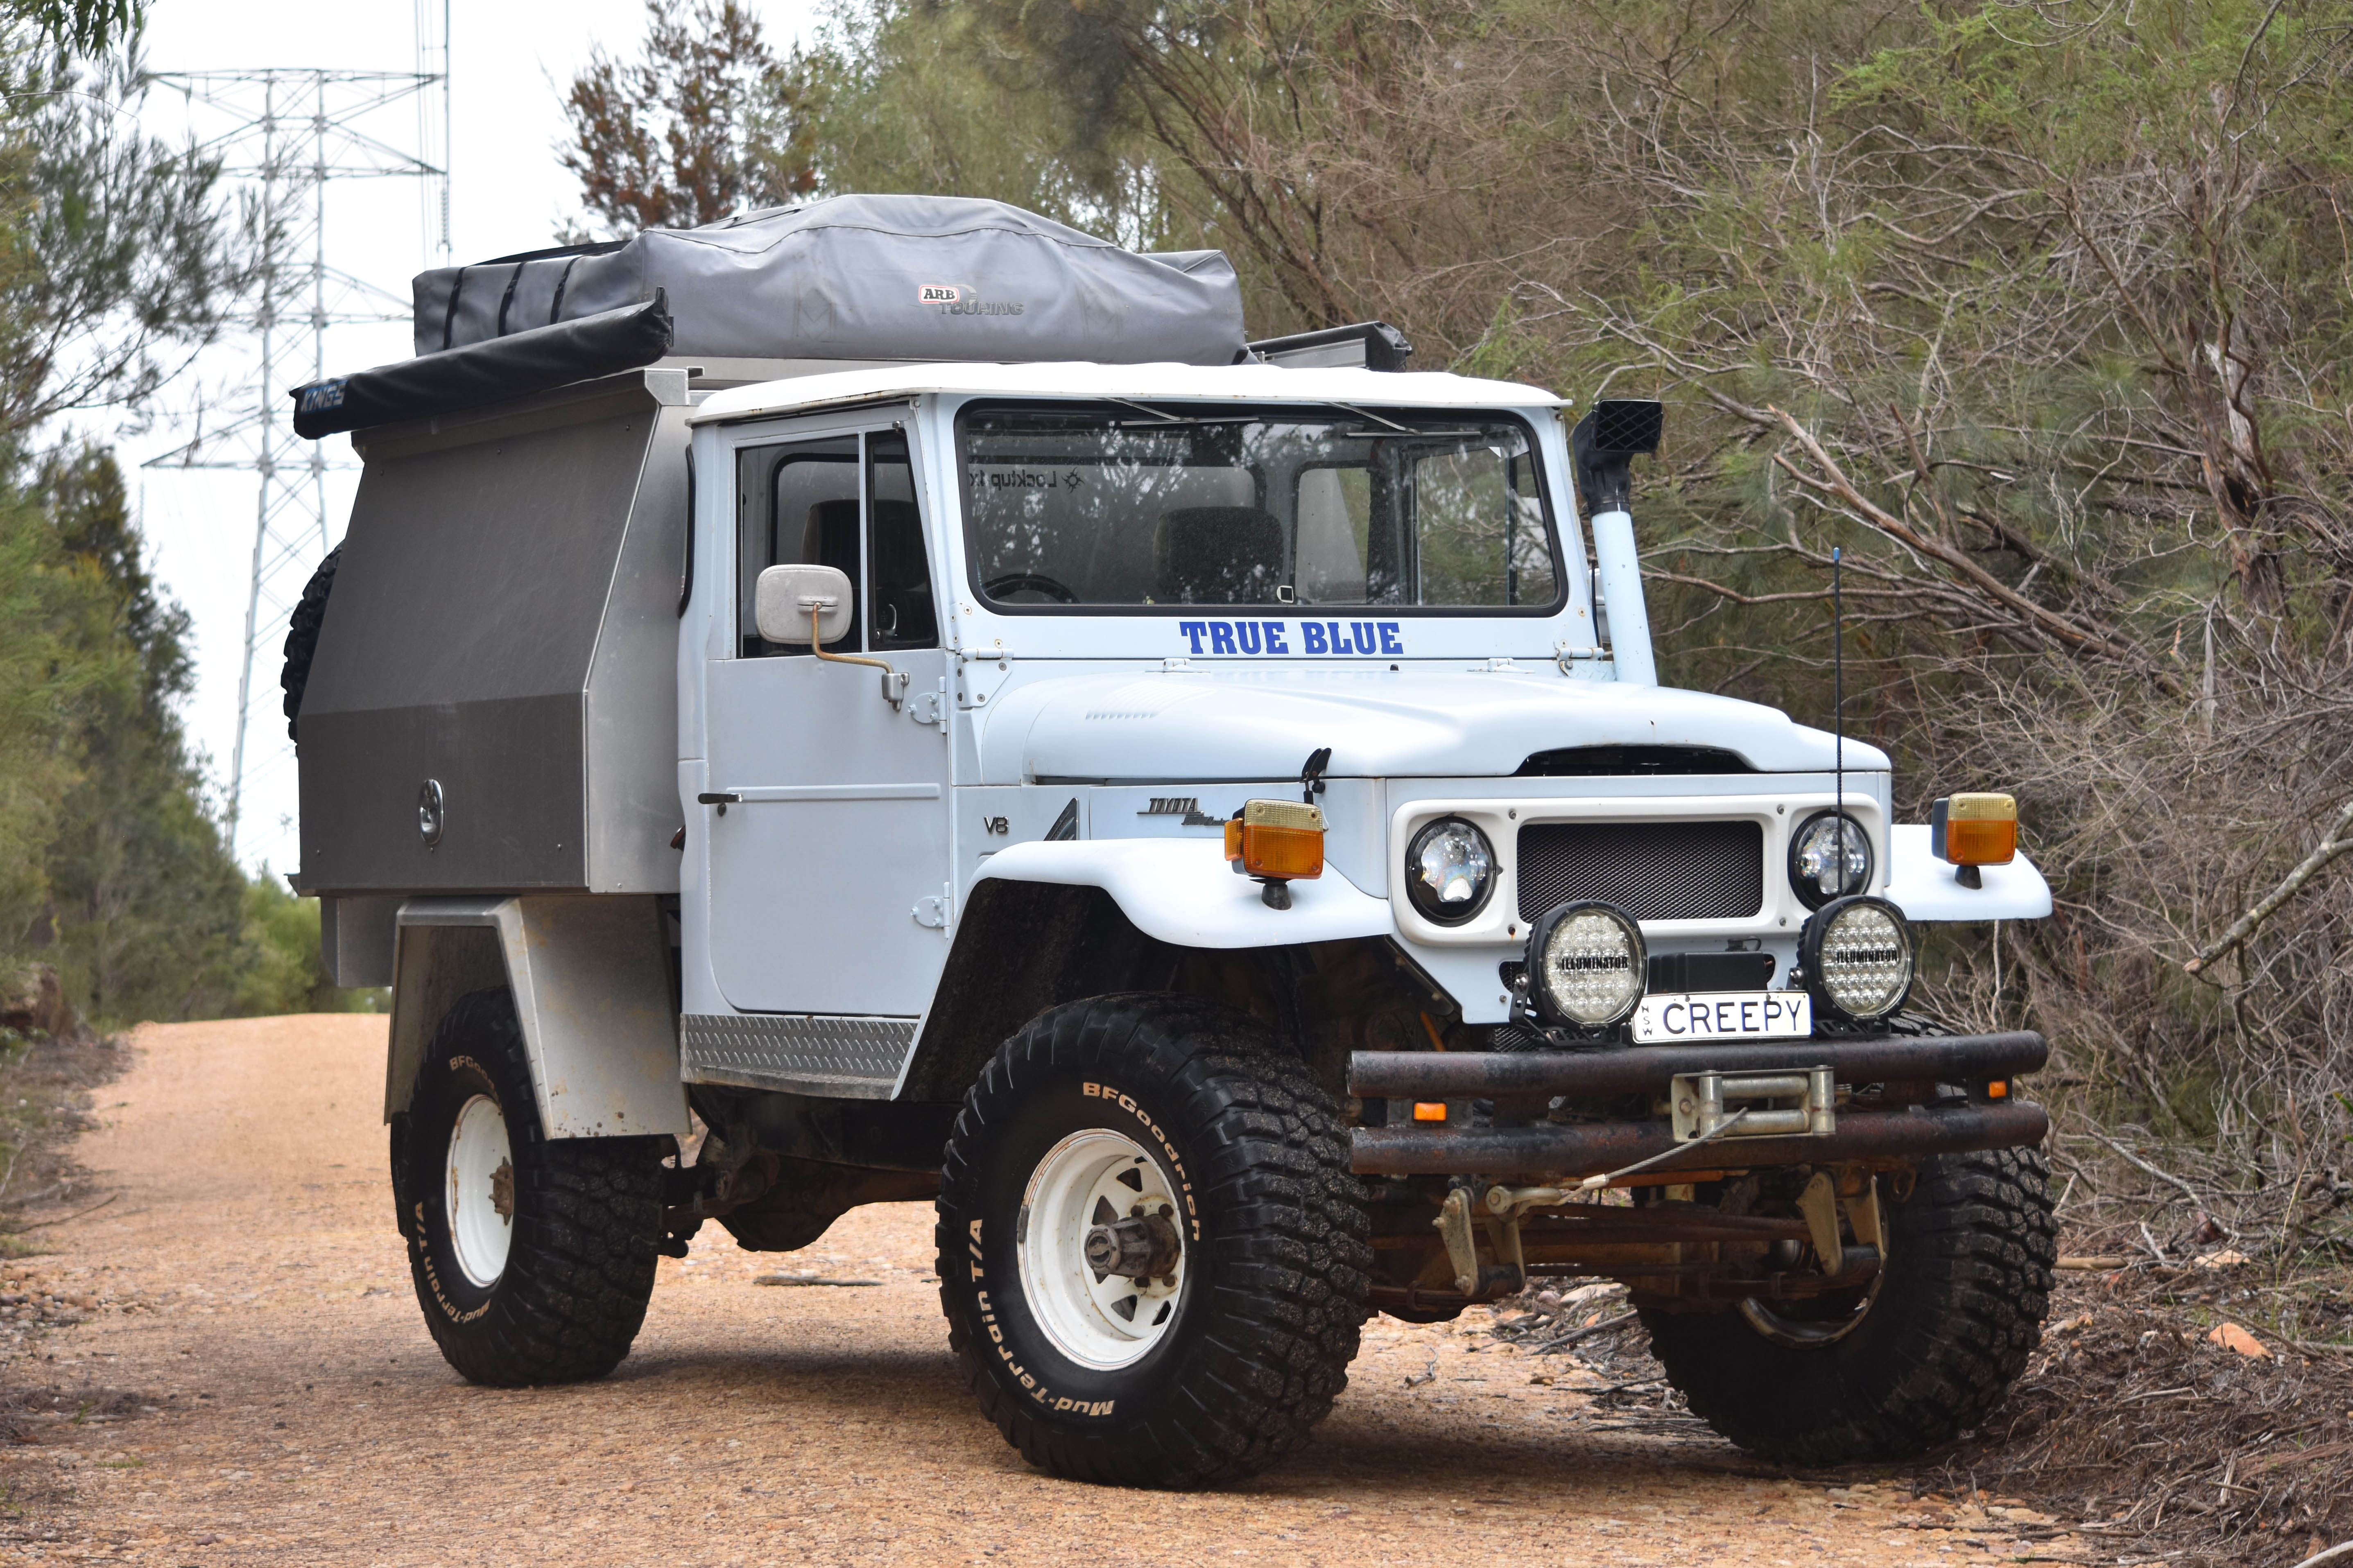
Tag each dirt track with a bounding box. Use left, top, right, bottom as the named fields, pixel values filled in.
left=0, top=1015, right=2088, bottom=1566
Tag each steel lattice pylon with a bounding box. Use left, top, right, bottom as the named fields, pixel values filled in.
left=143, top=16, right=450, bottom=857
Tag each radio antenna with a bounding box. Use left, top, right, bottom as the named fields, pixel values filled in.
left=1833, top=545, right=1846, bottom=879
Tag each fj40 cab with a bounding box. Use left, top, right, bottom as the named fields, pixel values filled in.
left=287, top=196, right=2057, bottom=1487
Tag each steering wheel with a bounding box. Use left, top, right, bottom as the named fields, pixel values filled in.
left=984, top=572, right=1080, bottom=604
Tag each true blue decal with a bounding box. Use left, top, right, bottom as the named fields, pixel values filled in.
left=1177, top=619, right=1401, bottom=657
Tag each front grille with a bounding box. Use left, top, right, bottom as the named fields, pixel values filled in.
left=1516, top=820, right=1765, bottom=922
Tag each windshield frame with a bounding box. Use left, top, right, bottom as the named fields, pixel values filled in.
left=951, top=397, right=1572, bottom=619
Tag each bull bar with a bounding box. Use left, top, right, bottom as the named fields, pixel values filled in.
left=1347, top=1030, right=2050, bottom=1178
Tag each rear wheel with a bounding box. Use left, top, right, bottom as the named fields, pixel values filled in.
left=1642, top=1144, right=2057, bottom=1463
left=936, top=994, right=1369, bottom=1487
left=391, top=988, right=668, bottom=1386
left=279, top=545, right=339, bottom=743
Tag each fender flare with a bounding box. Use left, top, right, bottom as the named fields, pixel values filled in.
left=970, top=838, right=1396, bottom=948
left=1883, top=824, right=2053, bottom=922
left=386, top=895, right=692, bottom=1139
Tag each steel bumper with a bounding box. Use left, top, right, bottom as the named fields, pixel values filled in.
left=1346, top=1030, right=2050, bottom=1178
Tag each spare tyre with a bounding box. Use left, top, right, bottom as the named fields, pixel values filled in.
left=279, top=544, right=340, bottom=743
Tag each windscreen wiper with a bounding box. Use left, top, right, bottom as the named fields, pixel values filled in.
left=1102, top=395, right=1482, bottom=439
left=1102, top=396, right=1260, bottom=429
left=1321, top=402, right=1482, bottom=439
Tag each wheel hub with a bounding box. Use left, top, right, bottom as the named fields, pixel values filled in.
left=1018, top=1130, right=1188, bottom=1369
left=446, top=1093, right=515, bottom=1288
left=1083, top=1211, right=1182, bottom=1281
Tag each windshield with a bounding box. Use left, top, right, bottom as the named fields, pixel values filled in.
left=956, top=402, right=1562, bottom=611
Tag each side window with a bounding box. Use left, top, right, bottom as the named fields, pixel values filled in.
left=738, top=436, right=859, bottom=657
left=1294, top=465, right=1369, bottom=603
left=867, top=429, right=937, bottom=650
left=1410, top=443, right=1555, bottom=607
left=1293, top=461, right=1405, bottom=605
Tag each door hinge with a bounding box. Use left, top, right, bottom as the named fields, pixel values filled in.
left=910, top=687, right=946, bottom=725
left=913, top=883, right=953, bottom=929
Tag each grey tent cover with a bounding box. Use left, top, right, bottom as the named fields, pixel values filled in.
left=416, top=194, right=1246, bottom=367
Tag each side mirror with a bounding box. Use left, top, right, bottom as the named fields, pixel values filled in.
left=755, top=564, right=852, bottom=644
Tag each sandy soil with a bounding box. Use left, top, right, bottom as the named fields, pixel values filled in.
left=0, top=1014, right=2091, bottom=1566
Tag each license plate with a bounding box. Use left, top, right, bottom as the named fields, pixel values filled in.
left=1631, top=991, right=1812, bottom=1044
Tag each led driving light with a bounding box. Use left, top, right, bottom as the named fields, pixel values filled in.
left=1404, top=817, right=1495, bottom=925
left=1528, top=901, right=1647, bottom=1028
left=1799, top=895, right=1914, bottom=1023
left=1931, top=793, right=2018, bottom=866
left=1790, top=810, right=1872, bottom=909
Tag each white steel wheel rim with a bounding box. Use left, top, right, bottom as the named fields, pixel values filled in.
left=1017, top=1129, right=1186, bottom=1370
left=446, top=1094, right=514, bottom=1288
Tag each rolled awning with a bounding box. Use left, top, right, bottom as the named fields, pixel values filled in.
left=290, top=293, right=673, bottom=440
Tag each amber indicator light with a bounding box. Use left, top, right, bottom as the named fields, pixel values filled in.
left=1225, top=799, right=1326, bottom=880
left=1932, top=793, right=2019, bottom=866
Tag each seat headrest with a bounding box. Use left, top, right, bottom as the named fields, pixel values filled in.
left=1156, top=506, right=1285, bottom=605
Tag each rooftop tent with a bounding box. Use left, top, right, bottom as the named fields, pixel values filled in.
left=413, top=194, right=1247, bottom=368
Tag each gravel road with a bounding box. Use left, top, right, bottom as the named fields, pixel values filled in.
left=0, top=1015, right=2081, bottom=1566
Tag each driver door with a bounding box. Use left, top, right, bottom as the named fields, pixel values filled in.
left=702, top=422, right=953, bottom=1019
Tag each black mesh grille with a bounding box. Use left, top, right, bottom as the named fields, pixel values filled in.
left=1590, top=399, right=1663, bottom=454
left=1516, top=820, right=1765, bottom=922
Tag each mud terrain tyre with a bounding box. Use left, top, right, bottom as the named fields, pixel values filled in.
left=390, top=987, right=667, bottom=1386
left=1642, top=1145, right=2058, bottom=1464
left=937, top=994, right=1370, bottom=1487
left=279, top=545, right=339, bottom=743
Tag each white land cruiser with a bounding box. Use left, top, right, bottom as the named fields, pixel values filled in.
left=284, top=197, right=2058, bottom=1488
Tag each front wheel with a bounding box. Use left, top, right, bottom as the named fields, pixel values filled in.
left=391, top=988, right=668, bottom=1386
left=936, top=995, right=1369, bottom=1487
left=1642, top=1144, right=2058, bottom=1464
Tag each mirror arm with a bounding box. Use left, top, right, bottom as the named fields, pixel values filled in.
left=806, top=599, right=909, bottom=709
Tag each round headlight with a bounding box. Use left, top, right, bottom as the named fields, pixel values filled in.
left=1530, top=901, right=1647, bottom=1028
left=1405, top=817, right=1495, bottom=924
left=1790, top=810, right=1872, bottom=908
left=1801, top=895, right=1913, bottom=1021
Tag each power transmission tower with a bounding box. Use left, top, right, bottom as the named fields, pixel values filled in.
left=143, top=19, right=450, bottom=861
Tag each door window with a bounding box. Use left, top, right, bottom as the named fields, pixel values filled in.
left=735, top=429, right=937, bottom=656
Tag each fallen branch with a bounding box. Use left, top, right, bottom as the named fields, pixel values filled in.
left=2088, top=1132, right=2223, bottom=1224
left=2183, top=798, right=2353, bottom=976
left=4, top=1192, right=117, bottom=1233
left=1534, top=1308, right=1639, bottom=1352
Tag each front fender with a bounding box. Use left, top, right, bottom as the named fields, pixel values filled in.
left=1884, top=824, right=2053, bottom=922
left=972, top=838, right=1395, bottom=948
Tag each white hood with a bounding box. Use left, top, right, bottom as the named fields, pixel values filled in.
left=979, top=666, right=1887, bottom=783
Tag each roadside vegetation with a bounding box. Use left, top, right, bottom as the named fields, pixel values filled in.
left=0, top=0, right=370, bottom=1067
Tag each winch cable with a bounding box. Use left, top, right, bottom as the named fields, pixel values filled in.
left=1570, top=1107, right=1753, bottom=1193
left=1482, top=1108, right=1760, bottom=1219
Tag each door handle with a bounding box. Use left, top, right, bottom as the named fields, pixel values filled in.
left=697, top=791, right=740, bottom=816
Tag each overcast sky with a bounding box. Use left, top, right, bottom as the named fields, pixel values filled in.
left=106, top=0, right=821, bottom=878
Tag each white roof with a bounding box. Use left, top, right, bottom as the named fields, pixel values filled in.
left=686, top=359, right=1565, bottom=426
